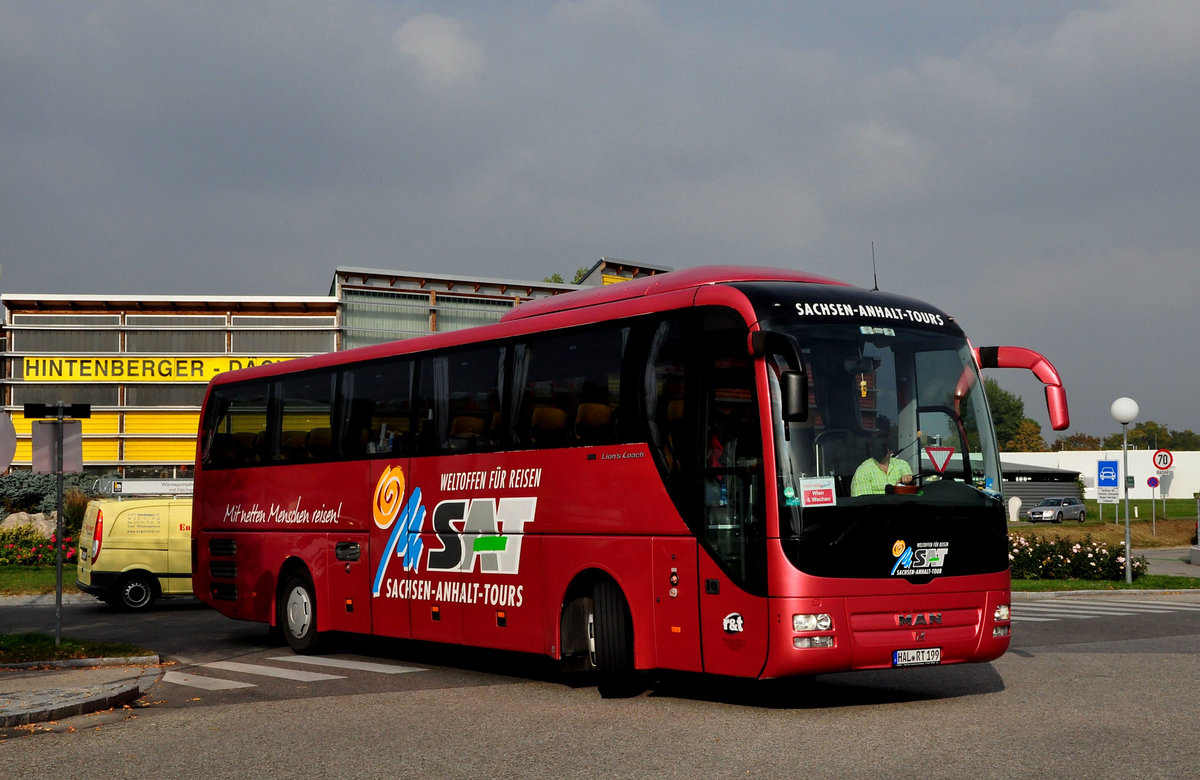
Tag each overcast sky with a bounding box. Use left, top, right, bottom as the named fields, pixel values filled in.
left=2, top=1, right=1197, bottom=439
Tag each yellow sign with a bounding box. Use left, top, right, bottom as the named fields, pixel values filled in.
left=22, top=356, right=295, bottom=383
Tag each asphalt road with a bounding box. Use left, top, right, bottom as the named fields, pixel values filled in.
left=3, top=593, right=1199, bottom=778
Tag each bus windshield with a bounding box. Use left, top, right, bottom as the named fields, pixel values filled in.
left=753, top=302, right=1007, bottom=580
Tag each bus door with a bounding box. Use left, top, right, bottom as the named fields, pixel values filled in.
left=367, top=457, right=417, bottom=640
left=691, top=311, right=770, bottom=676
left=338, top=357, right=420, bottom=642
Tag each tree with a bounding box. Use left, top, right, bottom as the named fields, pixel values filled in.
left=1005, top=419, right=1047, bottom=452
left=542, top=268, right=591, bottom=285
left=1101, top=420, right=1173, bottom=450
left=1168, top=428, right=1200, bottom=450
left=984, top=378, right=1025, bottom=448
left=1052, top=432, right=1101, bottom=451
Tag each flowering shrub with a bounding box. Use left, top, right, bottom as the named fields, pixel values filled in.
left=1009, top=532, right=1148, bottom=581
left=0, top=526, right=77, bottom=566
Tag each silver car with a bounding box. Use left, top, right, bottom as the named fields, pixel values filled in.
left=1026, top=496, right=1086, bottom=523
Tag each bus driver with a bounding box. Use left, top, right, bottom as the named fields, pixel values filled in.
left=850, top=434, right=913, bottom=496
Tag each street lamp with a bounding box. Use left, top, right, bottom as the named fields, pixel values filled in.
left=1111, top=397, right=1139, bottom=584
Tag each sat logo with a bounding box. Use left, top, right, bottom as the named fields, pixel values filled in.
left=722, top=613, right=745, bottom=634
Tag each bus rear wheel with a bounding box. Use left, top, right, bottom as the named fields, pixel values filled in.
left=589, top=580, right=640, bottom=698
left=279, top=572, right=321, bottom=654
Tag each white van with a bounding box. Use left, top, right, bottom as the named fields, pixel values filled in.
left=76, top=498, right=194, bottom=611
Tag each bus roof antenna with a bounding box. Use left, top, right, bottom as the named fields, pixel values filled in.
left=871, top=241, right=879, bottom=291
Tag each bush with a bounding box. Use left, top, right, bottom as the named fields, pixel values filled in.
left=0, top=472, right=59, bottom=515
left=61, top=487, right=90, bottom=539
left=0, top=526, right=76, bottom=566
left=1009, top=532, right=1149, bottom=581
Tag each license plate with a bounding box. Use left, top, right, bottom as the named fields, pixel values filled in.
left=893, top=647, right=941, bottom=667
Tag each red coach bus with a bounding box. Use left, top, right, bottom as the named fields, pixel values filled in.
left=192, top=266, right=1068, bottom=696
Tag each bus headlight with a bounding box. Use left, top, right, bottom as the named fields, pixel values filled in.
left=994, top=604, right=1010, bottom=621
left=793, top=613, right=832, bottom=632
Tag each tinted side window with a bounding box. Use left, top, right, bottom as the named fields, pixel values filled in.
left=514, top=325, right=628, bottom=448
left=645, top=315, right=691, bottom=481
left=201, top=380, right=271, bottom=469
left=343, top=358, right=414, bottom=458
left=274, top=371, right=337, bottom=463
left=422, top=345, right=506, bottom=454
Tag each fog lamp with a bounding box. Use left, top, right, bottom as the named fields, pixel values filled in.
left=794, top=636, right=835, bottom=649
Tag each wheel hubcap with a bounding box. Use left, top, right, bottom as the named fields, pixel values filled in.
left=124, top=582, right=149, bottom=608
left=287, top=586, right=312, bottom=638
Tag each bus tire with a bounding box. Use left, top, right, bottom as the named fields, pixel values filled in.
left=115, top=572, right=158, bottom=612
left=279, top=572, right=321, bottom=654
left=591, top=580, right=640, bottom=698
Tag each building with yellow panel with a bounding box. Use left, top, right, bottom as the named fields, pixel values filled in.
left=1, top=260, right=663, bottom=477
left=1, top=294, right=338, bottom=477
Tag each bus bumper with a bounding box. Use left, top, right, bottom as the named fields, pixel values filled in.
left=764, top=588, right=1012, bottom=678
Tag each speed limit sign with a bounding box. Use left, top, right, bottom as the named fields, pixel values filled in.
left=1153, top=448, right=1173, bottom=471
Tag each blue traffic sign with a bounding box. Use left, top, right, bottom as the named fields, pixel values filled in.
left=1098, top=460, right=1119, bottom=488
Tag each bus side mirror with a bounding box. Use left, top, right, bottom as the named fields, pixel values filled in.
left=976, top=345, right=1070, bottom=431
left=750, top=330, right=809, bottom=422
left=780, top=370, right=808, bottom=423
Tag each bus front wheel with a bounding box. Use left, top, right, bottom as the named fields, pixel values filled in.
left=590, top=580, right=640, bottom=698
left=279, top=572, right=321, bottom=654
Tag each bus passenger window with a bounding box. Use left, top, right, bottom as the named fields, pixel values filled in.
left=342, top=358, right=414, bottom=458
left=516, top=325, right=626, bottom=450
left=433, top=345, right=505, bottom=453
left=200, top=381, right=269, bottom=469
left=276, top=371, right=335, bottom=463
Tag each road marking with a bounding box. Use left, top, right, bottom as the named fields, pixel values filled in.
left=1016, top=604, right=1155, bottom=617
left=1067, top=599, right=1200, bottom=611
left=267, top=656, right=425, bottom=674
left=163, top=670, right=256, bottom=690
left=1013, top=597, right=1200, bottom=623
left=201, top=661, right=345, bottom=681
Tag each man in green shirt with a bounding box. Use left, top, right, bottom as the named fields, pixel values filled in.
left=850, top=435, right=913, bottom=496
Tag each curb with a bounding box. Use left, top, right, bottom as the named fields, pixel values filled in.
left=0, top=656, right=163, bottom=729
left=0, top=655, right=161, bottom=671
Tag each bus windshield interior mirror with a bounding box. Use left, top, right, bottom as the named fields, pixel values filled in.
left=975, top=345, right=1070, bottom=431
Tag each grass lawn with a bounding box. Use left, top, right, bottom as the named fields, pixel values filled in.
left=0, top=565, right=154, bottom=664
left=1010, top=516, right=1196, bottom=548
left=0, top=632, right=152, bottom=664
left=0, top=564, right=83, bottom=597
left=1012, top=574, right=1198, bottom=592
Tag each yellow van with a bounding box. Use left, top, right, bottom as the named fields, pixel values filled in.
left=76, top=498, right=194, bottom=611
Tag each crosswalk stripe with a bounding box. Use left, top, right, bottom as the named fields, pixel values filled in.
left=1065, top=600, right=1200, bottom=611
left=1016, top=605, right=1149, bottom=616
left=1012, top=597, right=1200, bottom=623
left=163, top=670, right=256, bottom=690
left=201, top=661, right=345, bottom=682
left=267, top=656, right=425, bottom=674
